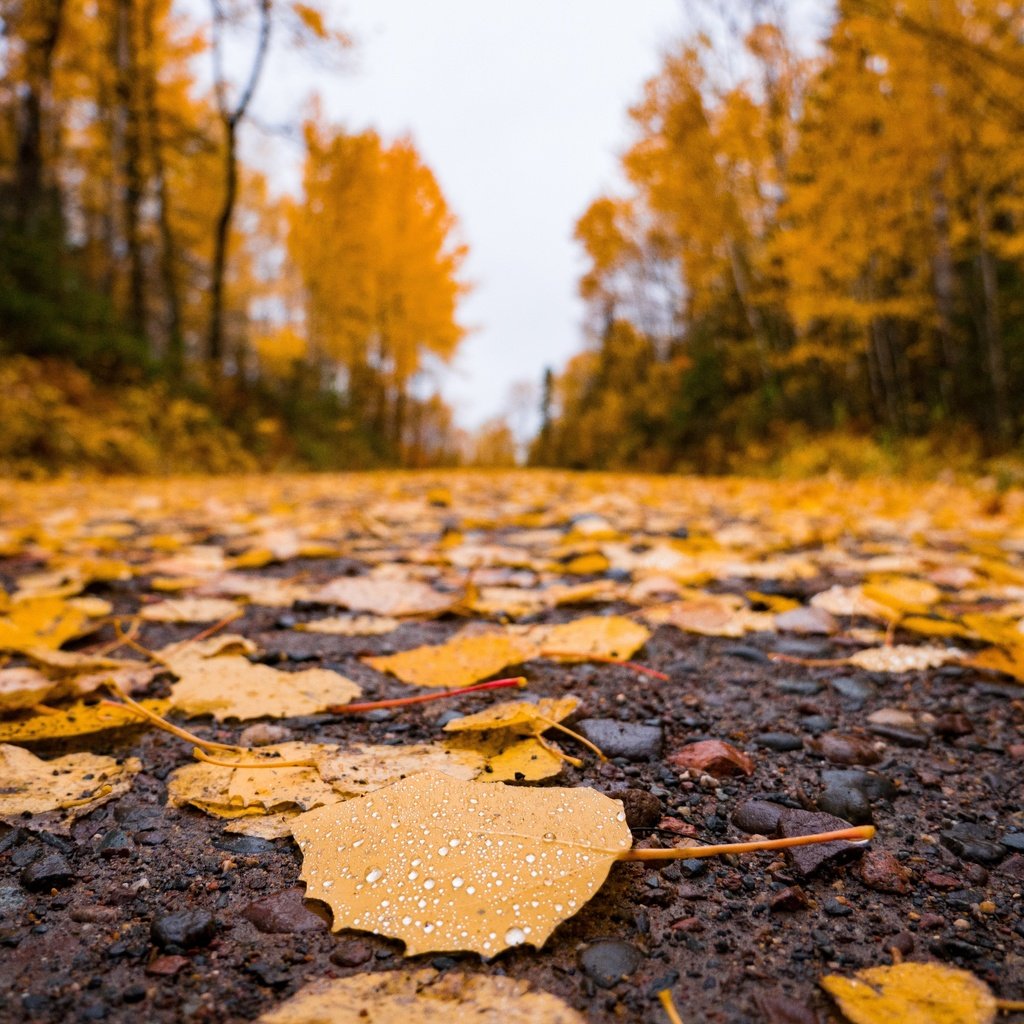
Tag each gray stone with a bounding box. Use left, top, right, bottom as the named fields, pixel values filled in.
left=576, top=720, right=663, bottom=761
left=817, top=784, right=873, bottom=825
left=940, top=824, right=1005, bottom=866
left=831, top=677, right=873, bottom=707
left=0, top=886, right=27, bottom=918
left=151, top=909, right=217, bottom=950
left=20, top=854, right=74, bottom=892
left=732, top=800, right=786, bottom=835
left=755, top=732, right=804, bottom=752
left=579, top=939, right=643, bottom=988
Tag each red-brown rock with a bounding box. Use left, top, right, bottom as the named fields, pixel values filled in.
left=668, top=739, right=754, bottom=778
left=857, top=849, right=912, bottom=893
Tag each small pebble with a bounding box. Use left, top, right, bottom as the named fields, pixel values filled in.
left=754, top=733, right=804, bottom=752
left=330, top=940, right=373, bottom=967
left=241, top=889, right=327, bottom=934
left=807, top=732, right=881, bottom=766
left=151, top=910, right=217, bottom=950
left=20, top=854, right=75, bottom=893
left=831, top=677, right=873, bottom=707
left=579, top=939, right=643, bottom=988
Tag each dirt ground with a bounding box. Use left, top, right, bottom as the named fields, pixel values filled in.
left=0, top=474, right=1022, bottom=1023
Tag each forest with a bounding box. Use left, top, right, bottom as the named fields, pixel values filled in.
left=0, top=0, right=467, bottom=472
left=1, top=0, right=1023, bottom=475
left=532, top=0, right=1024, bottom=476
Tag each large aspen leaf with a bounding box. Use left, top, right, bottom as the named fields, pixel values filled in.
left=821, top=962, right=997, bottom=1024
left=364, top=633, right=535, bottom=689
left=441, top=696, right=580, bottom=738
left=0, top=698, right=169, bottom=746
left=0, top=743, right=140, bottom=829
left=313, top=576, right=458, bottom=617
left=293, top=771, right=631, bottom=957
left=168, top=655, right=361, bottom=719
left=167, top=742, right=486, bottom=821
left=443, top=733, right=566, bottom=782
left=296, top=614, right=400, bottom=636
left=842, top=645, right=964, bottom=672
left=140, top=597, right=242, bottom=623
left=0, top=596, right=96, bottom=652
left=530, top=615, right=650, bottom=661
left=365, top=615, right=651, bottom=689
left=257, top=969, right=587, bottom=1023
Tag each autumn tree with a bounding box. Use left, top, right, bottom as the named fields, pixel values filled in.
left=288, top=120, right=467, bottom=461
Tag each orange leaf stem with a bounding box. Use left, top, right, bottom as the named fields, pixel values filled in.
left=538, top=716, right=607, bottom=761
left=100, top=688, right=243, bottom=753
left=768, top=652, right=847, bottom=668
left=330, top=675, right=527, bottom=714
left=192, top=747, right=318, bottom=769
left=658, top=988, right=685, bottom=1024
left=617, top=825, right=875, bottom=861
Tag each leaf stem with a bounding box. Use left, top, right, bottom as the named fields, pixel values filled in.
left=617, top=825, right=876, bottom=861
left=532, top=731, right=584, bottom=768
left=541, top=649, right=668, bottom=680
left=658, top=989, right=685, bottom=1024
left=100, top=687, right=243, bottom=752
left=192, top=747, right=318, bottom=769
left=996, top=999, right=1024, bottom=1012
left=330, top=676, right=527, bottom=714
left=538, top=716, right=607, bottom=761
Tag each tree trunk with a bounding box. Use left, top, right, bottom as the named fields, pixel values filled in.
left=114, top=0, right=147, bottom=340
left=976, top=197, right=1011, bottom=442
left=206, top=0, right=272, bottom=376
left=140, top=0, right=185, bottom=378
left=13, top=0, right=66, bottom=236
left=208, top=116, right=237, bottom=371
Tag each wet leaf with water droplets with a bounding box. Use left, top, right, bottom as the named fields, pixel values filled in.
left=292, top=771, right=631, bottom=957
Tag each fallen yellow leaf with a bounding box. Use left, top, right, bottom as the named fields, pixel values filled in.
left=293, top=771, right=631, bottom=957
left=256, top=969, right=587, bottom=1024
left=821, top=961, right=997, bottom=1024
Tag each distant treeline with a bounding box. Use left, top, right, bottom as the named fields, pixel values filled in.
left=532, top=1, right=1024, bottom=474
left=0, top=0, right=468, bottom=471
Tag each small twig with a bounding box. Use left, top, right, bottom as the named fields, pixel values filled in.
left=330, top=676, right=527, bottom=714
left=184, top=611, right=243, bottom=646
left=996, top=999, right=1024, bottom=1012
left=617, top=825, right=876, bottom=861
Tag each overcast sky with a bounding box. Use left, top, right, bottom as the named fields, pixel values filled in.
left=253, top=0, right=685, bottom=430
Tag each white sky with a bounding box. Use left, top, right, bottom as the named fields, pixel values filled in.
left=253, top=0, right=686, bottom=430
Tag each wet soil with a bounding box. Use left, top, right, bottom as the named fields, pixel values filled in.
left=1, top=575, right=1023, bottom=1023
